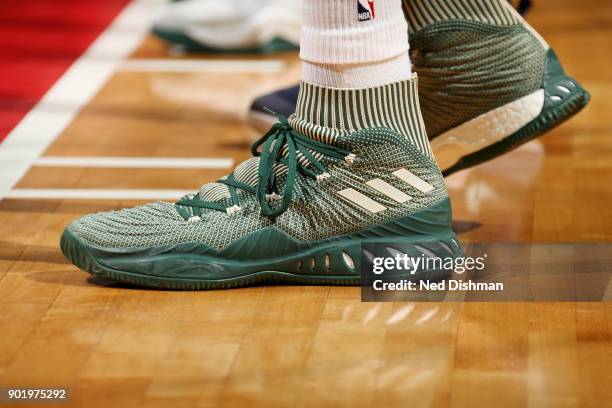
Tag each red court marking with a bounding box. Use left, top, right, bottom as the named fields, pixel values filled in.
left=0, top=0, right=131, bottom=142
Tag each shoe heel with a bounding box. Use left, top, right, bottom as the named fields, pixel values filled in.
left=441, top=49, right=590, bottom=176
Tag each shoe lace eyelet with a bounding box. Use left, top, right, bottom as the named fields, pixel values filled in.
left=226, top=205, right=242, bottom=215
left=316, top=172, right=331, bottom=182
left=345, top=153, right=357, bottom=165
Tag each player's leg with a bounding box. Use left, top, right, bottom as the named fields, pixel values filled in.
left=61, top=0, right=461, bottom=289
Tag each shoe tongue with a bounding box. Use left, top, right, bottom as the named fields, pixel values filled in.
left=198, top=141, right=297, bottom=204
left=198, top=157, right=260, bottom=202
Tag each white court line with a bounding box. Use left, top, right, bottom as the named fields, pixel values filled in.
left=120, top=59, right=285, bottom=73
left=7, top=189, right=190, bottom=200
left=0, top=0, right=164, bottom=201
left=34, top=156, right=233, bottom=169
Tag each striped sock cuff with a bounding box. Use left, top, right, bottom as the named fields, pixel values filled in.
left=289, top=73, right=433, bottom=159
left=402, top=0, right=521, bottom=33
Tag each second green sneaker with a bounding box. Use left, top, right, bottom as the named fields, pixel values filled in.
left=403, top=0, right=590, bottom=175
left=60, top=76, right=462, bottom=290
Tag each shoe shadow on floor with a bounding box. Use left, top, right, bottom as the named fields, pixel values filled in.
left=453, top=220, right=482, bottom=235
left=25, top=269, right=156, bottom=290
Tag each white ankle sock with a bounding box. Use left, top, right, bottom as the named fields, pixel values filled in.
left=301, top=0, right=411, bottom=89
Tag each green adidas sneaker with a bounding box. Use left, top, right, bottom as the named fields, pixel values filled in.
left=403, top=0, right=590, bottom=175
left=60, top=76, right=462, bottom=290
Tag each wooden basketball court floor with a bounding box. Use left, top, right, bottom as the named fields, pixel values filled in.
left=0, top=0, right=610, bottom=406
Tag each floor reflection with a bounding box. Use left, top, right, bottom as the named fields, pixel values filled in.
left=447, top=141, right=546, bottom=242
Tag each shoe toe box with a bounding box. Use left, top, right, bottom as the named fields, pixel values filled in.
left=66, top=202, right=187, bottom=249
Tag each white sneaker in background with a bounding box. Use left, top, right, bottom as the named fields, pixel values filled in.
left=152, top=0, right=301, bottom=53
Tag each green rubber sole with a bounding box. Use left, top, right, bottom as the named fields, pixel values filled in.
left=61, top=229, right=358, bottom=290
left=60, top=228, right=461, bottom=291
left=152, top=27, right=298, bottom=54
left=442, top=49, right=590, bottom=176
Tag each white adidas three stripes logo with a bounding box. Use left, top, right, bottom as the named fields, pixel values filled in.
left=337, top=168, right=434, bottom=214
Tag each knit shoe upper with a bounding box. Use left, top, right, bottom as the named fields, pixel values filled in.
left=67, top=76, right=450, bottom=255
left=69, top=127, right=445, bottom=252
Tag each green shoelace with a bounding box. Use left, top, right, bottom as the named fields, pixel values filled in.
left=177, top=115, right=353, bottom=218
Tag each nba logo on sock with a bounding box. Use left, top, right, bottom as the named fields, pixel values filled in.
left=357, top=0, right=375, bottom=22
